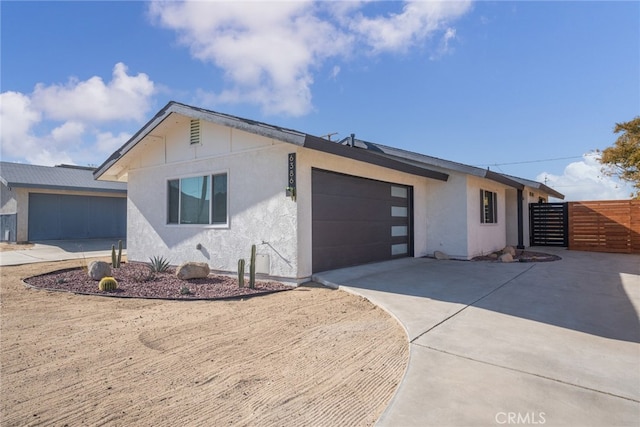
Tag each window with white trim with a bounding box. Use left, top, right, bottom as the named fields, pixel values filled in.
left=168, top=173, right=228, bottom=225
left=480, top=189, right=497, bottom=224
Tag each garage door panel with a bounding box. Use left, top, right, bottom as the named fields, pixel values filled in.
left=313, top=195, right=393, bottom=221
left=312, top=169, right=413, bottom=272
left=60, top=195, right=89, bottom=238
left=29, top=193, right=126, bottom=241
left=312, top=221, right=390, bottom=247
left=28, top=194, right=61, bottom=240
left=313, top=243, right=392, bottom=273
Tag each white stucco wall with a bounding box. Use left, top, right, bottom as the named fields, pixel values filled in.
left=422, top=172, right=469, bottom=259
left=466, top=175, right=508, bottom=258
left=125, top=119, right=299, bottom=280
left=0, top=183, right=17, bottom=215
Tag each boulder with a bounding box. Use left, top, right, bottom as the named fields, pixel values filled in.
left=88, top=261, right=111, bottom=281
left=176, top=262, right=210, bottom=280
left=502, top=245, right=516, bottom=257
left=499, top=253, right=514, bottom=263
left=434, top=250, right=450, bottom=260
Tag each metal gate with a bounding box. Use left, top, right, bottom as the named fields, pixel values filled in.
left=529, top=202, right=568, bottom=247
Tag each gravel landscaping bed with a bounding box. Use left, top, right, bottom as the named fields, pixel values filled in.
left=24, top=262, right=292, bottom=300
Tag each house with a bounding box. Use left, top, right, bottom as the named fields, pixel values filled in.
left=94, top=101, right=563, bottom=282
left=0, top=162, right=127, bottom=242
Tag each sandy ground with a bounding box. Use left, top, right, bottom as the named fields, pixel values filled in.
left=1, top=258, right=408, bottom=426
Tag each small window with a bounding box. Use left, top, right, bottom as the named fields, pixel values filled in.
left=480, top=189, right=497, bottom=224
left=168, top=173, right=228, bottom=225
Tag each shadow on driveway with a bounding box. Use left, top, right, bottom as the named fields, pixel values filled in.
left=314, top=249, right=640, bottom=343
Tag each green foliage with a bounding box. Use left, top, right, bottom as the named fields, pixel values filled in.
left=117, top=240, right=123, bottom=267
left=180, top=286, right=192, bottom=295
left=249, top=244, right=256, bottom=289
left=98, top=276, right=118, bottom=292
left=599, top=116, right=640, bottom=198
left=148, top=255, right=171, bottom=273
left=111, top=240, right=123, bottom=268
left=238, top=258, right=246, bottom=288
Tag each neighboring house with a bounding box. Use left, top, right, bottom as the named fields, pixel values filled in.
left=94, top=101, right=563, bottom=282
left=0, top=162, right=127, bottom=242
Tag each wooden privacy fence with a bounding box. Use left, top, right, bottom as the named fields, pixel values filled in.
left=568, top=200, right=640, bottom=254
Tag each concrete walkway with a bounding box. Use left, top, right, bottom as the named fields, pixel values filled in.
left=313, top=248, right=640, bottom=427
left=0, top=239, right=126, bottom=266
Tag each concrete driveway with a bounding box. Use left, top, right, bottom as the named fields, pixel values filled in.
left=314, top=248, right=640, bottom=426
left=0, top=239, right=125, bottom=266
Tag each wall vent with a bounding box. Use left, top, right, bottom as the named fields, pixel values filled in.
left=190, top=119, right=201, bottom=145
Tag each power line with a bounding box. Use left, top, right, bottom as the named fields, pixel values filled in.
left=475, top=153, right=598, bottom=168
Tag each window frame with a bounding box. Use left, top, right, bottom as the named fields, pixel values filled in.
left=480, top=189, right=498, bottom=224
left=166, top=171, right=229, bottom=227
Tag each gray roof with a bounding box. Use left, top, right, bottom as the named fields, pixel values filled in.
left=94, top=101, right=563, bottom=199
left=0, top=162, right=127, bottom=193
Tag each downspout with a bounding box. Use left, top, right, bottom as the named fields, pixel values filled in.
left=517, top=188, right=524, bottom=249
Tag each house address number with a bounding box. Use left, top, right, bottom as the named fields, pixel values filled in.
left=286, top=153, right=296, bottom=199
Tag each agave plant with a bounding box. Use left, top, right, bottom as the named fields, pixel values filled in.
left=148, top=255, right=171, bottom=273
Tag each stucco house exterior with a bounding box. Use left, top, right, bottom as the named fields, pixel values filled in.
left=0, top=162, right=127, bottom=242
left=94, top=101, right=563, bottom=283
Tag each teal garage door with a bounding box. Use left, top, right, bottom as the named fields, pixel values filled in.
left=28, top=193, right=126, bottom=240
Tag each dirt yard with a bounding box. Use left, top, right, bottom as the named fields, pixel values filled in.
left=1, top=258, right=408, bottom=426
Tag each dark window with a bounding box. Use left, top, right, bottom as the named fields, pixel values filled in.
left=167, top=173, right=228, bottom=225
left=480, top=189, right=498, bottom=224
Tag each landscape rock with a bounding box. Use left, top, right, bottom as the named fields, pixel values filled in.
left=87, top=261, right=111, bottom=281
left=434, top=250, right=450, bottom=260
left=176, top=262, right=210, bottom=280
left=502, top=245, right=516, bottom=257
left=499, top=253, right=514, bottom=263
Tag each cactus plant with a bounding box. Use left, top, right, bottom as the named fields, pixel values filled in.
left=111, top=245, right=117, bottom=268
left=98, top=276, right=118, bottom=292
left=117, top=239, right=123, bottom=267
left=249, top=244, right=256, bottom=289
left=238, top=259, right=246, bottom=288
left=111, top=240, right=123, bottom=268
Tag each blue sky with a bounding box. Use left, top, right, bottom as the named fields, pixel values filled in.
left=1, top=1, right=638, bottom=200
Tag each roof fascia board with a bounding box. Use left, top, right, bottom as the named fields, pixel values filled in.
left=94, top=101, right=307, bottom=180
left=3, top=183, right=127, bottom=193
left=169, top=103, right=306, bottom=146
left=372, top=142, right=487, bottom=178
left=94, top=103, right=173, bottom=180
left=484, top=170, right=525, bottom=190
left=538, top=184, right=565, bottom=200
left=303, top=135, right=449, bottom=182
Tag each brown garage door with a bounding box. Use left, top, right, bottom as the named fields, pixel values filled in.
left=312, top=168, right=413, bottom=272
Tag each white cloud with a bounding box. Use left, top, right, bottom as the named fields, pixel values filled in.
left=31, top=62, right=155, bottom=123
left=51, top=121, right=85, bottom=143
left=351, top=1, right=472, bottom=53
left=537, top=154, right=635, bottom=201
left=149, top=0, right=472, bottom=116
left=0, top=91, right=41, bottom=158
left=95, top=131, right=131, bottom=155
left=0, top=63, right=155, bottom=167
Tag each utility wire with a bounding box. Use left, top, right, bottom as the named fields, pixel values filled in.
left=475, top=153, right=598, bottom=168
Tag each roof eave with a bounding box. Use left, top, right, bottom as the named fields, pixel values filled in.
left=303, top=135, right=449, bottom=181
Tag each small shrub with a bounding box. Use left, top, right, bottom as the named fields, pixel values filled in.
left=180, top=286, right=192, bottom=295
left=148, top=255, right=170, bottom=273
